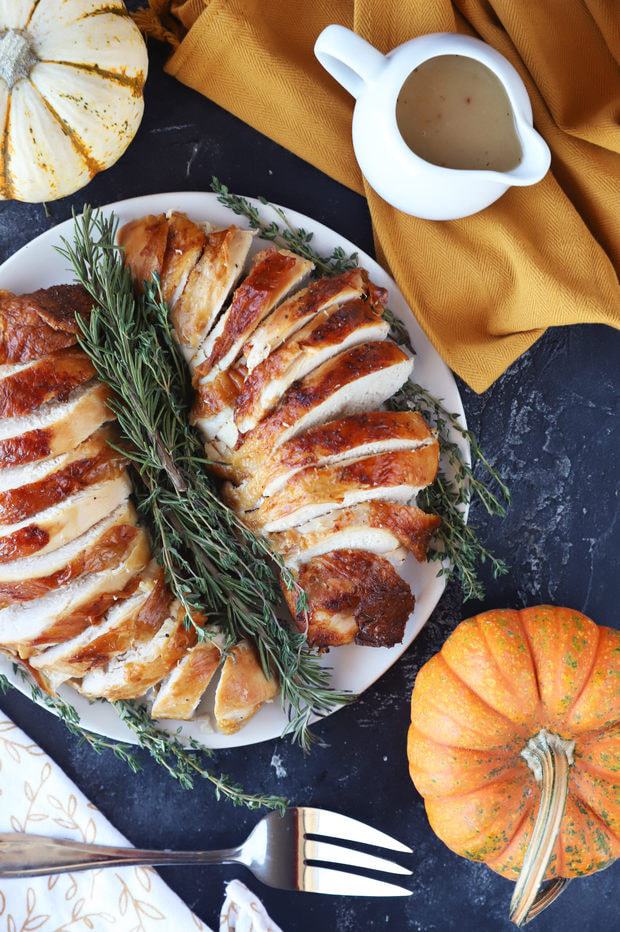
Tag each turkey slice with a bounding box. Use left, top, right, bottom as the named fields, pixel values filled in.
left=151, top=640, right=222, bottom=721
left=0, top=501, right=138, bottom=599
left=0, top=284, right=91, bottom=365
left=228, top=410, right=434, bottom=510
left=283, top=549, right=415, bottom=648
left=0, top=382, right=112, bottom=468
left=190, top=366, right=244, bottom=442
left=160, top=211, right=207, bottom=307
left=234, top=298, right=389, bottom=434
left=230, top=342, right=413, bottom=481
left=0, top=529, right=150, bottom=655
left=244, top=444, right=439, bottom=533
left=172, top=226, right=253, bottom=356
left=29, top=564, right=169, bottom=687
left=243, top=268, right=367, bottom=372
left=0, top=475, right=132, bottom=564
left=0, top=426, right=124, bottom=525
left=117, top=213, right=168, bottom=292
left=0, top=348, right=94, bottom=418
left=213, top=640, right=278, bottom=735
left=78, top=601, right=197, bottom=702
left=270, top=502, right=441, bottom=567
left=192, top=248, right=313, bottom=381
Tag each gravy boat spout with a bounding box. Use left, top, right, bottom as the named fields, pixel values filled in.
left=502, top=124, right=551, bottom=186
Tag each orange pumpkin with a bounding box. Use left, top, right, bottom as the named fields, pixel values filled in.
left=407, top=606, right=619, bottom=925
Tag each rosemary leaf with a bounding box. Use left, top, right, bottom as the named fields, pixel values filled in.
left=0, top=673, right=10, bottom=695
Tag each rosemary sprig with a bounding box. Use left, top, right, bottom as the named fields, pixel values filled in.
left=0, top=672, right=10, bottom=695
left=209, top=185, right=509, bottom=599
left=1, top=668, right=285, bottom=809
left=211, top=178, right=359, bottom=276
left=58, top=207, right=351, bottom=750
left=115, top=701, right=286, bottom=811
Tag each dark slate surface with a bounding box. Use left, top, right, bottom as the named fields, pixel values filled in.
left=1, top=27, right=618, bottom=932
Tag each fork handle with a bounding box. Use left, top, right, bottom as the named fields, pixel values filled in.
left=0, top=833, right=242, bottom=878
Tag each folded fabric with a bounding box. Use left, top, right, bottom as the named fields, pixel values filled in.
left=0, top=714, right=282, bottom=931
left=134, top=0, right=620, bottom=392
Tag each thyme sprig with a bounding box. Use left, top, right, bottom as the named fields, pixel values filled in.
left=58, top=207, right=351, bottom=750
left=209, top=185, right=509, bottom=599
left=211, top=178, right=358, bottom=276
left=0, top=667, right=285, bottom=810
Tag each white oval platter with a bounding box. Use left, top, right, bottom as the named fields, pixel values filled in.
left=0, top=191, right=468, bottom=748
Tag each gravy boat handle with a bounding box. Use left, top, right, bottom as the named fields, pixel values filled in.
left=314, top=25, right=385, bottom=99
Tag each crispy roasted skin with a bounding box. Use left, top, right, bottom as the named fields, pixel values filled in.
left=270, top=502, right=441, bottom=564
left=0, top=433, right=125, bottom=524
left=234, top=297, right=385, bottom=431
left=0, top=350, right=95, bottom=419
left=0, top=524, right=50, bottom=563
left=160, top=212, right=206, bottom=305
left=190, top=365, right=245, bottom=420
left=243, top=444, right=440, bottom=532
left=0, top=286, right=91, bottom=364
left=117, top=214, right=168, bottom=292
left=195, top=249, right=305, bottom=377
left=0, top=524, right=139, bottom=607
left=286, top=550, right=415, bottom=648
left=231, top=410, right=434, bottom=509
left=231, top=341, right=411, bottom=478
left=55, top=569, right=171, bottom=672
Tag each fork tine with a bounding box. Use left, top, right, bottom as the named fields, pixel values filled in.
left=304, top=838, right=411, bottom=876
left=300, top=864, right=412, bottom=897
left=298, top=808, right=412, bottom=854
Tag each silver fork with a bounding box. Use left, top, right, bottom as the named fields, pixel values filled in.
left=0, top=807, right=412, bottom=897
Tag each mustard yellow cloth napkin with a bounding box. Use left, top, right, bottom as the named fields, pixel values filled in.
left=135, top=0, right=620, bottom=392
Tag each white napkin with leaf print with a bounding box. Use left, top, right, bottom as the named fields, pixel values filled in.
left=0, top=715, right=282, bottom=932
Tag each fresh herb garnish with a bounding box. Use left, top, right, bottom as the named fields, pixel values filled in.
left=3, top=666, right=285, bottom=810
left=57, top=207, right=351, bottom=750
left=212, top=178, right=359, bottom=276
left=210, top=180, right=509, bottom=599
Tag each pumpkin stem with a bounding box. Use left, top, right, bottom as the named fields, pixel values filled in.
left=0, top=30, right=38, bottom=90
left=510, top=728, right=575, bottom=926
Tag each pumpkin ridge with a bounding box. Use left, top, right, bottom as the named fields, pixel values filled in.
left=484, top=800, right=535, bottom=869
left=42, top=60, right=145, bottom=98
left=27, top=78, right=102, bottom=177
left=569, top=789, right=620, bottom=842
left=476, top=612, right=540, bottom=717
left=564, top=621, right=601, bottom=717
left=80, top=5, right=129, bottom=19
left=25, top=1, right=41, bottom=29
left=439, top=653, right=523, bottom=730
left=0, top=94, right=11, bottom=199
left=514, top=611, right=542, bottom=705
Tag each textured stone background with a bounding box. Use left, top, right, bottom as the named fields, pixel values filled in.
left=0, top=26, right=618, bottom=932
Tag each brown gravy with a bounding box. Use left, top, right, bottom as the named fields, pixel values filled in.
left=396, top=55, right=521, bottom=171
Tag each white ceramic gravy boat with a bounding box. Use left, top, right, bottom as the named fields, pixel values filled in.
left=315, top=26, right=551, bottom=220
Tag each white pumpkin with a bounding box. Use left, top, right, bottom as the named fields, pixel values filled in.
left=0, top=0, right=148, bottom=202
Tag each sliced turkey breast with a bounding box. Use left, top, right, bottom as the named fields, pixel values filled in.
left=270, top=502, right=441, bottom=567
left=29, top=565, right=169, bottom=687
left=0, top=530, right=150, bottom=656
left=229, top=410, right=434, bottom=510
left=190, top=366, right=243, bottom=441
left=243, top=268, right=368, bottom=372
left=117, top=213, right=169, bottom=292
left=78, top=601, right=197, bottom=701
left=0, top=427, right=124, bottom=525
left=0, top=382, right=112, bottom=469
left=160, top=211, right=207, bottom=307
left=284, top=549, right=415, bottom=648
left=151, top=640, right=222, bottom=721
left=0, top=476, right=132, bottom=564
left=230, top=342, right=414, bottom=481
left=0, top=502, right=138, bottom=604
left=213, top=640, right=278, bottom=734
left=0, top=285, right=91, bottom=365
left=0, top=349, right=95, bottom=419
left=193, top=248, right=313, bottom=381
left=243, top=443, right=439, bottom=534
left=234, top=298, right=389, bottom=434
left=171, top=226, right=253, bottom=356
